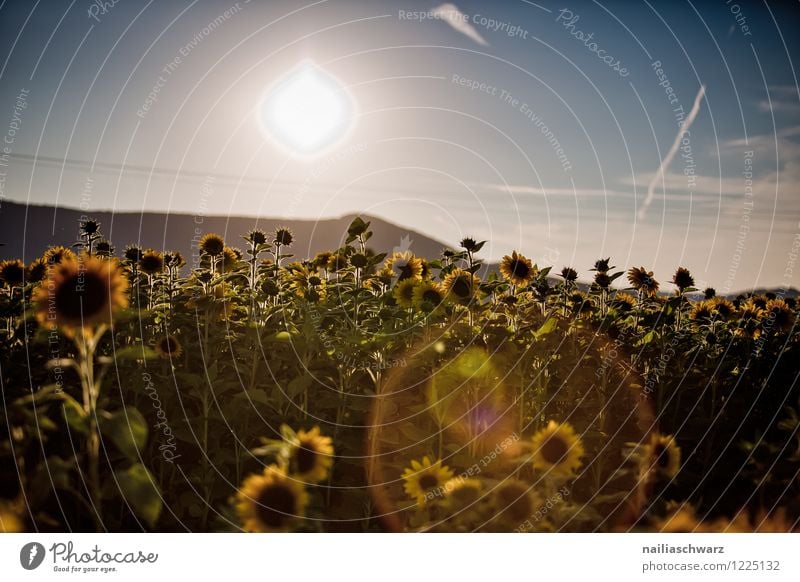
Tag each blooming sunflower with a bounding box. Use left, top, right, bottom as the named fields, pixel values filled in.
left=26, top=258, right=48, bottom=284
left=0, top=259, right=25, bottom=287
left=671, top=267, right=695, bottom=292
left=412, top=280, right=445, bottom=313
left=288, top=427, right=334, bottom=483
left=710, top=297, right=735, bottom=320
left=235, top=466, right=309, bottom=532
left=500, top=251, right=535, bottom=287
left=219, top=247, right=241, bottom=273
left=386, top=251, right=423, bottom=281
left=611, top=292, right=637, bottom=312
left=690, top=300, right=713, bottom=323
left=34, top=254, right=128, bottom=332
left=736, top=300, right=764, bottom=339
left=402, top=456, right=454, bottom=504
left=393, top=278, right=417, bottom=308
left=42, top=245, right=77, bottom=265
left=645, top=433, right=681, bottom=478
left=274, top=227, right=293, bottom=246
left=138, top=249, right=164, bottom=276
left=627, top=266, right=659, bottom=296
left=531, top=420, right=584, bottom=477
left=442, top=268, right=480, bottom=303
left=764, top=298, right=795, bottom=333
left=443, top=478, right=483, bottom=510
left=199, top=233, right=225, bottom=257
left=493, top=479, right=537, bottom=525
left=155, top=335, right=182, bottom=359
left=559, top=266, right=578, bottom=283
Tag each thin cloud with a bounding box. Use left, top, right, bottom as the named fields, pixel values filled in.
left=639, top=85, right=706, bottom=219
left=432, top=3, right=489, bottom=46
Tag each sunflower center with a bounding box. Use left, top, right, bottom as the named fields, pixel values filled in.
left=539, top=434, right=569, bottom=465
left=418, top=473, right=439, bottom=492
left=422, top=290, right=441, bottom=303
left=54, top=270, right=109, bottom=321
left=452, top=277, right=471, bottom=298
left=511, top=260, right=529, bottom=278
left=294, top=444, right=318, bottom=474
left=255, top=484, right=296, bottom=528
left=652, top=443, right=670, bottom=468
left=398, top=264, right=414, bottom=280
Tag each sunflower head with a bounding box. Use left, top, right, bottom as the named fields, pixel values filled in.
left=95, top=240, right=114, bottom=257
left=26, top=258, right=48, bottom=284
left=459, top=237, right=482, bottom=253
left=155, top=335, right=182, bottom=359
left=592, top=258, right=612, bottom=273
left=594, top=272, right=612, bottom=289
left=274, top=227, right=293, bottom=246
left=531, top=420, right=584, bottom=477
left=235, top=466, right=309, bottom=532
left=710, top=297, right=735, bottom=320
left=386, top=251, right=423, bottom=281
left=402, top=456, right=454, bottom=505
left=393, top=278, right=418, bottom=308
left=164, top=251, right=186, bottom=269
left=199, top=233, right=225, bottom=257
left=0, top=259, right=25, bottom=287
left=43, top=245, right=77, bottom=265
left=288, top=427, right=334, bottom=483
left=736, top=300, right=764, bottom=338
left=690, top=300, right=713, bottom=323
left=349, top=253, right=368, bottom=269
left=34, top=254, right=129, bottom=332
left=219, top=247, right=241, bottom=273
left=246, top=229, right=268, bottom=246
left=493, top=479, right=537, bottom=526
left=138, top=250, right=164, bottom=276
left=413, top=280, right=446, bottom=313
left=500, top=251, right=535, bottom=287
left=80, top=218, right=101, bottom=236
left=627, top=266, right=659, bottom=296
left=559, top=266, right=578, bottom=283
left=443, top=478, right=483, bottom=510
left=123, top=245, right=143, bottom=264
left=704, top=287, right=716, bottom=299
left=645, top=433, right=681, bottom=478
left=671, top=267, right=695, bottom=292
left=764, top=298, right=795, bottom=333
left=313, top=251, right=334, bottom=270
left=611, top=292, right=637, bottom=312
left=442, top=268, right=480, bottom=304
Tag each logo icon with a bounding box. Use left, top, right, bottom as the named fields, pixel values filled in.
left=20, top=542, right=46, bottom=570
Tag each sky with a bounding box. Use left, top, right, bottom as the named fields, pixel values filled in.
left=0, top=0, right=799, bottom=292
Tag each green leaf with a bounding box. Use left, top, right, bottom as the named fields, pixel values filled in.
left=114, top=346, right=159, bottom=361
left=100, top=408, right=148, bottom=461
left=534, top=317, right=558, bottom=338
left=287, top=374, right=312, bottom=399
left=115, top=463, right=162, bottom=528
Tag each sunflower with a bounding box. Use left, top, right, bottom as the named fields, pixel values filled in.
left=736, top=300, right=763, bottom=339
left=443, top=478, right=483, bottom=510
left=246, top=229, right=268, bottom=246
left=43, top=245, right=76, bottom=265
left=235, top=466, right=309, bottom=532
left=402, top=456, right=454, bottom=504
left=386, top=251, right=423, bottom=281
left=34, top=254, right=129, bottom=332
left=493, top=479, right=537, bottom=525
left=123, top=245, right=143, bottom=265
left=764, top=298, right=795, bottom=333
left=412, top=280, right=446, bottom=313
left=611, top=292, right=637, bottom=312
left=645, top=433, right=681, bottom=478
left=531, top=420, right=584, bottom=477
left=274, top=227, right=293, bottom=246
left=559, top=266, right=578, bottom=283
left=671, top=267, right=695, bottom=292
left=26, top=258, right=48, bottom=284
left=710, top=297, right=735, bottom=320
left=442, top=268, right=480, bottom=303
left=690, top=300, right=713, bottom=323
left=219, top=247, right=241, bottom=273
left=0, top=259, right=25, bottom=287
left=290, top=265, right=327, bottom=302
left=138, top=249, right=164, bottom=276
left=393, top=278, right=417, bottom=308
left=418, top=258, right=432, bottom=279
left=80, top=218, right=100, bottom=236
left=199, top=233, right=225, bottom=257
left=500, top=251, right=535, bottom=287
left=627, top=266, right=659, bottom=296
left=95, top=240, right=114, bottom=257
left=313, top=251, right=334, bottom=271
left=155, top=335, right=182, bottom=359
left=288, top=427, right=334, bottom=483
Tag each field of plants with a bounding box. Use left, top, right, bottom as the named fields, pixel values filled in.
left=1, top=216, right=798, bottom=533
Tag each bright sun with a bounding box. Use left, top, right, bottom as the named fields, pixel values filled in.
left=260, top=62, right=354, bottom=156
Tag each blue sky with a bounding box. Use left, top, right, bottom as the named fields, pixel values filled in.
left=1, top=0, right=799, bottom=291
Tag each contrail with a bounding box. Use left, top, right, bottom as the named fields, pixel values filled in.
left=433, top=3, right=489, bottom=46
left=638, top=85, right=706, bottom=219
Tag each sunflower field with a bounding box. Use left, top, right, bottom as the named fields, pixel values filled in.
left=1, top=216, right=798, bottom=533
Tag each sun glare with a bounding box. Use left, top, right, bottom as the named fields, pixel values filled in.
left=260, top=62, right=354, bottom=157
